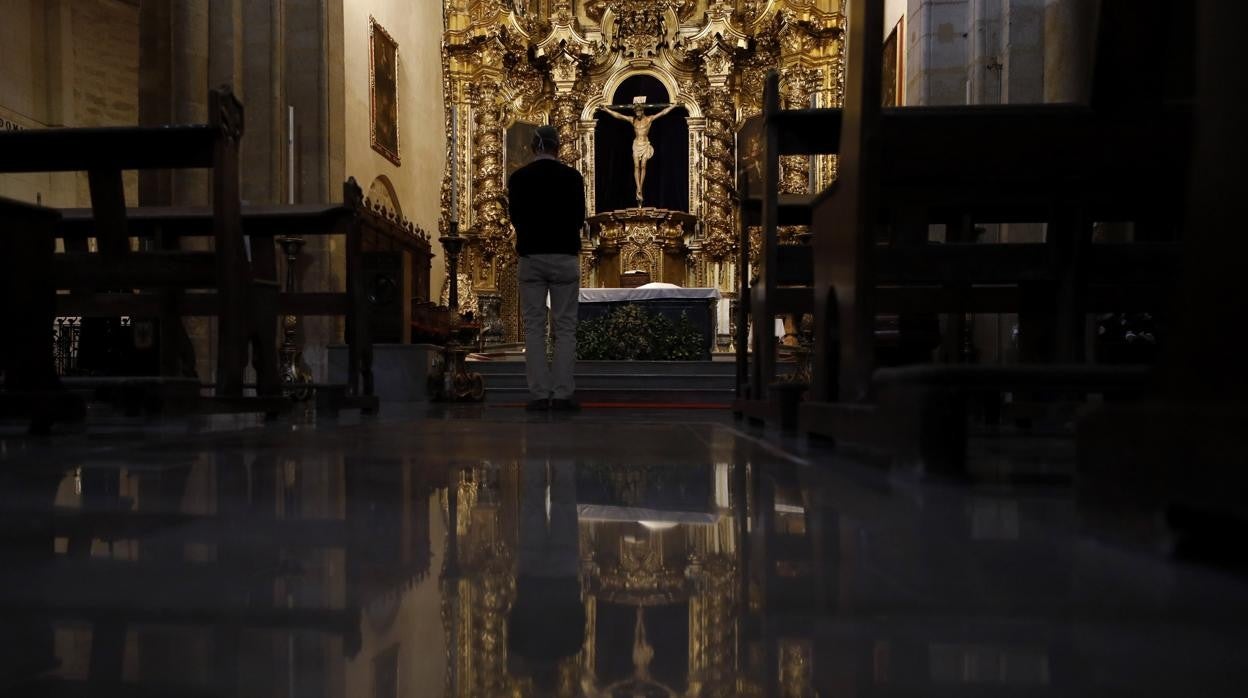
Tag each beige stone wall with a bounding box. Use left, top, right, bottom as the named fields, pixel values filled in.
left=71, top=0, right=140, bottom=205
left=71, top=0, right=140, bottom=129
left=885, top=0, right=907, bottom=37
left=0, top=0, right=59, bottom=204
left=341, top=0, right=448, bottom=298
left=0, top=0, right=138, bottom=206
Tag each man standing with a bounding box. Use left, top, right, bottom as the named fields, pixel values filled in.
left=507, top=125, right=586, bottom=411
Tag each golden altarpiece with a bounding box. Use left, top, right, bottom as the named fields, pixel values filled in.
left=442, top=0, right=846, bottom=345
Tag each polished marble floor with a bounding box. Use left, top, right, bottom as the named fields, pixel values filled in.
left=1, top=406, right=1246, bottom=696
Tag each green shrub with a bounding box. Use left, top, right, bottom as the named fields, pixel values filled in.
left=576, top=305, right=704, bottom=361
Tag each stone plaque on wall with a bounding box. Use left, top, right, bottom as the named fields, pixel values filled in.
left=369, top=17, right=400, bottom=166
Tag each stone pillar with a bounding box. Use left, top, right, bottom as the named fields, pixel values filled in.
left=241, top=0, right=285, bottom=204
left=138, top=0, right=212, bottom=381
left=285, top=0, right=336, bottom=378
left=1043, top=0, right=1096, bottom=103
left=908, top=0, right=971, bottom=106
left=208, top=0, right=244, bottom=91
left=285, top=0, right=328, bottom=204
left=1002, top=0, right=1045, bottom=104
left=968, top=0, right=1003, bottom=105
left=140, top=0, right=211, bottom=206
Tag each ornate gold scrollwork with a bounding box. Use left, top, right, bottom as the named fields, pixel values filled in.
left=445, top=0, right=844, bottom=343
left=701, top=87, right=737, bottom=260
left=470, top=77, right=512, bottom=260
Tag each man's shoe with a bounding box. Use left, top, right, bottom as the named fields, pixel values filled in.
left=550, top=398, right=580, bottom=412
left=525, top=399, right=550, bottom=411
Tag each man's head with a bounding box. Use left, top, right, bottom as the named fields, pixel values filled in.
left=532, top=125, right=560, bottom=156
left=632, top=103, right=646, bottom=117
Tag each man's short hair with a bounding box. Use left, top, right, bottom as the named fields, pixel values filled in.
left=532, top=125, right=560, bottom=154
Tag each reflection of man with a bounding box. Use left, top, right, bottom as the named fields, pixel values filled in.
left=507, top=456, right=583, bottom=692
left=598, top=102, right=680, bottom=207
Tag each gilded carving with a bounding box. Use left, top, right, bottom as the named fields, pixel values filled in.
left=470, top=78, right=512, bottom=260
left=701, top=87, right=737, bottom=260
left=445, top=0, right=844, bottom=341
left=779, top=64, right=820, bottom=197
left=604, top=0, right=674, bottom=59
left=553, top=93, right=583, bottom=164
left=439, top=272, right=480, bottom=318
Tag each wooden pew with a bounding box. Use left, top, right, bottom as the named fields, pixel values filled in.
left=1077, top=0, right=1248, bottom=551
left=0, top=198, right=88, bottom=432
left=733, top=88, right=836, bottom=429
left=56, top=178, right=380, bottom=416
left=734, top=75, right=939, bottom=430
left=797, top=0, right=1188, bottom=473
left=0, top=87, right=288, bottom=420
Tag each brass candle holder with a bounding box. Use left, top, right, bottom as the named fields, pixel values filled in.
left=276, top=235, right=313, bottom=400
left=432, top=220, right=485, bottom=402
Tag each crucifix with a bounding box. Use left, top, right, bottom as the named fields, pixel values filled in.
left=597, top=97, right=680, bottom=207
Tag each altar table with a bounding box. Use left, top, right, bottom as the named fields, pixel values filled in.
left=577, top=286, right=721, bottom=359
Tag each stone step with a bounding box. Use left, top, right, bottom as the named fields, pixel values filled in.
left=469, top=359, right=740, bottom=404
left=482, top=387, right=735, bottom=405
left=469, top=360, right=738, bottom=376
left=477, top=373, right=735, bottom=390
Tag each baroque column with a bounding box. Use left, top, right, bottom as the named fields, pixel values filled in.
left=469, top=66, right=506, bottom=347
left=552, top=91, right=582, bottom=166
left=701, top=82, right=736, bottom=262
left=778, top=65, right=818, bottom=198
left=469, top=61, right=509, bottom=260
left=689, top=2, right=748, bottom=275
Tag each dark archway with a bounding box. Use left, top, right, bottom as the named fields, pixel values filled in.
left=594, top=74, right=689, bottom=213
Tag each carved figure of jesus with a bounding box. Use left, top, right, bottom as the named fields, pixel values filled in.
left=598, top=102, right=680, bottom=207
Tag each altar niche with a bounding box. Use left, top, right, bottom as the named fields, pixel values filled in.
left=595, top=74, right=689, bottom=213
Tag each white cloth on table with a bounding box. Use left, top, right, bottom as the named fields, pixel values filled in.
left=578, top=286, right=721, bottom=303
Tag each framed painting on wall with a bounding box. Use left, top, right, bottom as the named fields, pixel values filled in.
left=882, top=16, right=904, bottom=107
left=370, top=17, right=400, bottom=166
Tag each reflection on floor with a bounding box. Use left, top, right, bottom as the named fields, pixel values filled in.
left=1, top=407, right=1246, bottom=697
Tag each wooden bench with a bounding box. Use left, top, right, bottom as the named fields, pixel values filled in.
left=0, top=198, right=89, bottom=432
left=0, top=87, right=289, bottom=424
left=796, top=0, right=1189, bottom=473
left=55, top=178, right=381, bottom=416
left=732, top=84, right=829, bottom=429
left=734, top=76, right=938, bottom=430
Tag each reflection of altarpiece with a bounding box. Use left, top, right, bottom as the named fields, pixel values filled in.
left=442, top=459, right=739, bottom=694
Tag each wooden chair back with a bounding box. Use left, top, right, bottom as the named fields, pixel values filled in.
left=0, top=87, right=261, bottom=397
left=811, top=0, right=883, bottom=403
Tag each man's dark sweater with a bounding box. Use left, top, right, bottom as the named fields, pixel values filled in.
left=507, top=156, right=586, bottom=257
